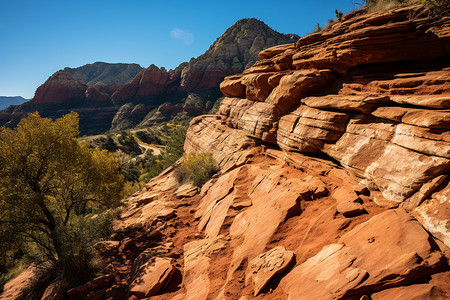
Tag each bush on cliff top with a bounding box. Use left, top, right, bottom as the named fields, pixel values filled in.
left=175, top=153, right=219, bottom=187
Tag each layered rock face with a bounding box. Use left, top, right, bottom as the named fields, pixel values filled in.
left=214, top=4, right=450, bottom=208
left=181, top=4, right=450, bottom=299
left=4, top=5, right=449, bottom=300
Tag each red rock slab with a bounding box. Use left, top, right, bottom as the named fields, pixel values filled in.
left=280, top=209, right=446, bottom=299
left=184, top=115, right=257, bottom=170
left=292, top=6, right=448, bottom=75
left=336, top=201, right=367, bottom=217
left=371, top=283, right=448, bottom=300
left=241, top=72, right=276, bottom=101
left=389, top=95, right=450, bottom=109
left=265, top=69, right=333, bottom=114
left=277, top=105, right=349, bottom=153
left=353, top=184, right=370, bottom=196
left=392, top=123, right=450, bottom=159
left=324, top=128, right=450, bottom=203
left=401, top=174, right=448, bottom=210
left=259, top=43, right=295, bottom=59
left=175, top=183, right=198, bottom=198
left=129, top=257, right=175, bottom=298
left=332, top=187, right=361, bottom=203
left=302, top=95, right=390, bottom=114
left=220, top=74, right=246, bottom=98
left=217, top=97, right=241, bottom=117
left=414, top=178, right=450, bottom=248
left=246, top=246, right=295, bottom=296
left=401, top=109, right=450, bottom=129
left=195, top=166, right=241, bottom=221
left=183, top=236, right=227, bottom=300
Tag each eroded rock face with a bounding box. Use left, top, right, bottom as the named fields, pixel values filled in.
left=177, top=4, right=450, bottom=300
left=30, top=71, right=88, bottom=106
left=5, top=5, right=449, bottom=300
left=208, top=4, right=450, bottom=207
left=280, top=209, right=446, bottom=299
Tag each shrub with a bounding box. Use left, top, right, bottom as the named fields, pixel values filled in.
left=117, top=131, right=142, bottom=156
left=313, top=23, right=323, bottom=33
left=175, top=153, right=219, bottom=187
left=101, top=134, right=118, bottom=152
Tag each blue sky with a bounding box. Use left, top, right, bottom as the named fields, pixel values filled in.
left=0, top=0, right=358, bottom=98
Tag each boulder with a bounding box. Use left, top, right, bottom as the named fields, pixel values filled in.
left=246, top=246, right=294, bottom=296
left=129, top=255, right=175, bottom=298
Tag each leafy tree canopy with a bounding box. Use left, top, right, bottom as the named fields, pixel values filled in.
left=0, top=112, right=124, bottom=274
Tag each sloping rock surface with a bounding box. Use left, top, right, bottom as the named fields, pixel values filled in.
left=3, top=4, right=449, bottom=300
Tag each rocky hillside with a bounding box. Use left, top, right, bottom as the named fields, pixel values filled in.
left=64, top=62, right=143, bottom=86
left=37, top=4, right=450, bottom=300
left=0, top=19, right=298, bottom=135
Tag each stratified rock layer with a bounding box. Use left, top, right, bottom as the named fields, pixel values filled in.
left=205, top=4, right=450, bottom=207
left=5, top=5, right=449, bottom=300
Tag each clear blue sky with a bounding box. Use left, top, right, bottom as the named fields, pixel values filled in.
left=0, top=0, right=358, bottom=98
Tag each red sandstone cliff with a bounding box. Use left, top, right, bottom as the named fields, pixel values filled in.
left=3, top=4, right=450, bottom=300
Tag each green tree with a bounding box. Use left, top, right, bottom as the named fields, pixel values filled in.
left=0, top=112, right=124, bottom=284
left=335, top=9, right=343, bottom=21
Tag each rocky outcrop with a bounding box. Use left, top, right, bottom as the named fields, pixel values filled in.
left=281, top=209, right=446, bottom=299
left=3, top=4, right=449, bottom=300
left=56, top=6, right=450, bottom=300
left=212, top=4, right=450, bottom=207
left=29, top=71, right=88, bottom=106
left=177, top=4, right=449, bottom=300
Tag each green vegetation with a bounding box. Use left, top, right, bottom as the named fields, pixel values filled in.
left=335, top=9, right=344, bottom=21
left=117, top=131, right=142, bottom=156
left=139, top=125, right=187, bottom=183
left=83, top=124, right=188, bottom=191
left=175, top=153, right=219, bottom=187
left=0, top=112, right=124, bottom=292
left=313, top=23, right=323, bottom=33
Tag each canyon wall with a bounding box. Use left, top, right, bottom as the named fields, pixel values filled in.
left=5, top=4, right=448, bottom=300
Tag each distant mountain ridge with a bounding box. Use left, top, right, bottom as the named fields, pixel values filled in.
left=64, top=62, right=142, bottom=85
left=0, top=96, right=28, bottom=110
left=0, top=18, right=299, bottom=134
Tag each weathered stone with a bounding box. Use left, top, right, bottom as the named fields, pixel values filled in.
left=183, top=237, right=227, bottom=300
left=129, top=256, right=175, bottom=298
left=265, top=69, right=333, bottom=114
left=281, top=209, right=446, bottom=299
left=336, top=201, right=367, bottom=217
left=414, top=179, right=450, bottom=248
left=246, top=246, right=294, bottom=296
left=175, top=183, right=198, bottom=198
